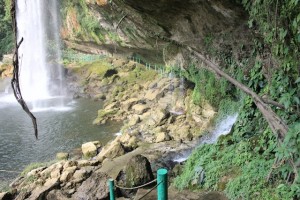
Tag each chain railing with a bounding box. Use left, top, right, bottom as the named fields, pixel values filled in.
left=108, top=168, right=168, bottom=200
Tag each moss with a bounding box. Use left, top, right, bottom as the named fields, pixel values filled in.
left=20, top=162, right=47, bottom=177
left=93, top=109, right=118, bottom=124
left=86, top=60, right=113, bottom=76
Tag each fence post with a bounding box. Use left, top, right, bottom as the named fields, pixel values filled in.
left=109, top=179, right=115, bottom=200
left=157, top=168, right=168, bottom=200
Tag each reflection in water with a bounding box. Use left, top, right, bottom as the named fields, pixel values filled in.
left=0, top=93, right=122, bottom=188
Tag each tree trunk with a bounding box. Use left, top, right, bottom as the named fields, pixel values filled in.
left=187, top=47, right=288, bottom=140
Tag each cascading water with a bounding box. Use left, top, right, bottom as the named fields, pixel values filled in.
left=16, top=0, right=66, bottom=110
left=173, top=114, right=238, bottom=162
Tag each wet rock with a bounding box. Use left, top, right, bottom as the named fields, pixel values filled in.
left=72, top=172, right=109, bottom=200
left=82, top=142, right=97, bottom=158
left=56, top=152, right=69, bottom=161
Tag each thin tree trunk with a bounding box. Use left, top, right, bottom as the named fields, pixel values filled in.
left=11, top=0, right=38, bottom=138
left=187, top=47, right=288, bottom=140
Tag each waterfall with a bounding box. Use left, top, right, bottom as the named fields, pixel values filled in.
left=173, top=114, right=238, bottom=163
left=16, top=0, right=66, bottom=110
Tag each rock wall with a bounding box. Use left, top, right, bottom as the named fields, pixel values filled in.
left=61, top=0, right=248, bottom=64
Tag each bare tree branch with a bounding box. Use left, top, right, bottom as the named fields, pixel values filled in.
left=11, top=0, right=38, bottom=139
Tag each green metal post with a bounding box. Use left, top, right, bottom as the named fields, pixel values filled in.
left=109, top=179, right=115, bottom=200
left=157, top=168, right=168, bottom=200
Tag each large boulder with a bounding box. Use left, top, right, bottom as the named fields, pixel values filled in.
left=81, top=142, right=98, bottom=158
left=72, top=172, right=109, bottom=200
left=123, top=155, right=154, bottom=187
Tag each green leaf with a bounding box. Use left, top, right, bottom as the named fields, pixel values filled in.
left=295, top=77, right=300, bottom=84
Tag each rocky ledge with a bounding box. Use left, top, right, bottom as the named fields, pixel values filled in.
left=1, top=57, right=219, bottom=200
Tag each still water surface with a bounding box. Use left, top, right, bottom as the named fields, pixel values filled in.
left=0, top=89, right=121, bottom=187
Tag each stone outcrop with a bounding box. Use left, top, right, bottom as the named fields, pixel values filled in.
left=9, top=159, right=103, bottom=200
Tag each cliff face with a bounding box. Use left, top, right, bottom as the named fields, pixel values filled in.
left=61, top=0, right=248, bottom=64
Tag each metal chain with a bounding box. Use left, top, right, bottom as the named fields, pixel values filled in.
left=137, top=181, right=162, bottom=200
left=115, top=179, right=157, bottom=190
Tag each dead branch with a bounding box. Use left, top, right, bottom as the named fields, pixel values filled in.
left=11, top=0, right=38, bottom=139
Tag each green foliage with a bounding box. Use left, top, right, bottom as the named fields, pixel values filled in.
left=182, top=65, right=235, bottom=109
left=174, top=116, right=283, bottom=199
left=61, top=0, right=105, bottom=43
left=0, top=1, right=13, bottom=59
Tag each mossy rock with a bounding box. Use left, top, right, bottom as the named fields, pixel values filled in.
left=124, top=155, right=154, bottom=187
left=93, top=109, right=118, bottom=125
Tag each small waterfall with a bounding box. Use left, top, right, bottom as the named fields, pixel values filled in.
left=173, top=114, right=238, bottom=162
left=16, top=0, right=66, bottom=110
left=200, top=114, right=238, bottom=144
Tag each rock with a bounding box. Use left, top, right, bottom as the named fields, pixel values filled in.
left=72, top=169, right=89, bottom=183
left=56, top=152, right=69, bottom=161
left=123, top=155, right=154, bottom=187
left=77, top=160, right=100, bottom=167
left=93, top=109, right=118, bottom=125
left=121, top=98, right=139, bottom=111
left=0, top=192, right=12, bottom=200
left=128, top=115, right=140, bottom=126
left=27, top=178, right=59, bottom=200
left=46, top=190, right=69, bottom=200
left=60, top=166, right=77, bottom=182
left=72, top=172, right=109, bottom=200
left=63, top=161, right=77, bottom=169
left=96, top=141, right=126, bottom=161
left=151, top=109, right=169, bottom=125
left=105, top=102, right=119, bottom=110
left=82, top=142, right=97, bottom=158
left=155, top=132, right=171, bottom=143
left=128, top=136, right=139, bottom=149
left=27, top=166, right=47, bottom=177
left=131, top=104, right=149, bottom=115
left=144, top=89, right=164, bottom=101
left=50, top=167, right=62, bottom=179
left=171, top=125, right=193, bottom=141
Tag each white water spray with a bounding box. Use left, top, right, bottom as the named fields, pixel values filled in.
left=16, top=0, right=65, bottom=110
left=173, top=114, right=238, bottom=163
